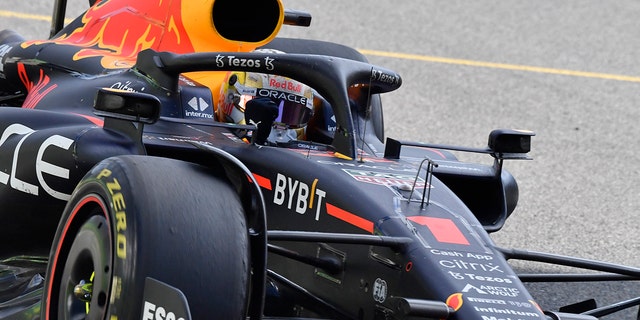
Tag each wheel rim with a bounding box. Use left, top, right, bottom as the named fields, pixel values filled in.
left=58, top=213, right=112, bottom=320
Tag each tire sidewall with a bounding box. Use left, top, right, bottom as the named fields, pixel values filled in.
left=43, top=158, right=143, bottom=319
left=43, top=155, right=251, bottom=319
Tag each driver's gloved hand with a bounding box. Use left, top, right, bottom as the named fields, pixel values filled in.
left=245, top=97, right=278, bottom=145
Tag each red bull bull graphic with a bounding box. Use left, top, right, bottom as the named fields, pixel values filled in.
left=22, top=0, right=195, bottom=69
left=13, top=0, right=285, bottom=111
left=17, top=63, right=57, bottom=109
left=21, top=0, right=284, bottom=70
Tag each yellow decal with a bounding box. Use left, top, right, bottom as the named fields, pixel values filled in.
left=309, top=178, right=319, bottom=209
left=104, top=175, right=127, bottom=259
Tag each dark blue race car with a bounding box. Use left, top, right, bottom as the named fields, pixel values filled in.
left=0, top=0, right=638, bottom=319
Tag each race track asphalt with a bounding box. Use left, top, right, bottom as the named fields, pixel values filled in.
left=1, top=1, right=638, bottom=318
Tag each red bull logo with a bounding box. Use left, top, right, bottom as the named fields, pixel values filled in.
left=268, top=78, right=303, bottom=93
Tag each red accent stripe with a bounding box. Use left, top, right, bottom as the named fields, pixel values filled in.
left=72, top=113, right=105, bottom=126
left=407, top=216, right=470, bottom=245
left=326, top=203, right=373, bottom=233
left=253, top=173, right=272, bottom=190
left=18, top=64, right=58, bottom=109
left=426, top=147, right=447, bottom=159
left=46, top=195, right=108, bottom=319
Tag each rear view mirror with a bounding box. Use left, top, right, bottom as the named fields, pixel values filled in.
left=94, top=88, right=161, bottom=124
left=488, top=129, right=535, bottom=159
left=93, top=88, right=162, bottom=154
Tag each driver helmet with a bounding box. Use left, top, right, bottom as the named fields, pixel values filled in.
left=217, top=70, right=314, bottom=142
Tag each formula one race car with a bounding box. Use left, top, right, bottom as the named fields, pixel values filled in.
left=0, top=0, right=638, bottom=319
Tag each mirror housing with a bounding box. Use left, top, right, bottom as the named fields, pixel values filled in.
left=488, top=129, right=535, bottom=159
left=93, top=88, right=161, bottom=155
left=94, top=88, right=161, bottom=124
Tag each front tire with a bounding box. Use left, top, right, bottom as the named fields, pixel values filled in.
left=42, top=155, right=251, bottom=319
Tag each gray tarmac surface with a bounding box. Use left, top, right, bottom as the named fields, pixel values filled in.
left=1, top=1, right=638, bottom=318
